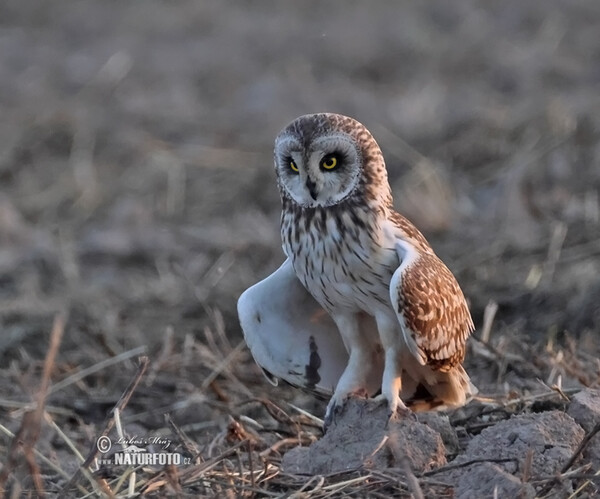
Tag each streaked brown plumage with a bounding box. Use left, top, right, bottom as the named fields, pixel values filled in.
left=265, top=113, right=475, bottom=424
left=396, top=251, right=473, bottom=370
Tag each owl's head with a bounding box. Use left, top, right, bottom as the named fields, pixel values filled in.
left=273, top=113, right=391, bottom=208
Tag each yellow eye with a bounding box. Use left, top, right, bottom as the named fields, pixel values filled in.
left=289, top=159, right=299, bottom=173
left=320, top=154, right=338, bottom=170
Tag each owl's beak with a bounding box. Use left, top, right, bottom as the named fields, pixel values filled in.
left=306, top=177, right=318, bottom=200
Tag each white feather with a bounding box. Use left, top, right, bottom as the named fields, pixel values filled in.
left=238, top=259, right=383, bottom=396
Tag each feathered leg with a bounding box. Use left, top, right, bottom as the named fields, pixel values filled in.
left=373, top=314, right=410, bottom=419
left=324, top=313, right=371, bottom=429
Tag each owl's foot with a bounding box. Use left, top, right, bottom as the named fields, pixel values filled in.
left=374, top=393, right=415, bottom=426
left=323, top=388, right=369, bottom=432
left=323, top=333, right=371, bottom=431
left=391, top=404, right=416, bottom=424
left=375, top=348, right=416, bottom=424
left=323, top=401, right=342, bottom=432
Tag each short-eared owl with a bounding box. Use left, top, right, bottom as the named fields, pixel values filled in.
left=238, top=113, right=476, bottom=427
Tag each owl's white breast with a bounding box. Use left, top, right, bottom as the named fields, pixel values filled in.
left=281, top=206, right=398, bottom=316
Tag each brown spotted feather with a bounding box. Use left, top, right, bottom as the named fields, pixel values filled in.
left=398, top=251, right=474, bottom=372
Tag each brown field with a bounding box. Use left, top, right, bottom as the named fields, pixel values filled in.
left=1, top=1, right=600, bottom=496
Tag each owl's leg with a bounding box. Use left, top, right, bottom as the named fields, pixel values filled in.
left=374, top=315, right=411, bottom=420
left=324, top=313, right=371, bottom=430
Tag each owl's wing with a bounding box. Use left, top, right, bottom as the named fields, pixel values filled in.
left=389, top=240, right=475, bottom=372
left=238, top=259, right=383, bottom=397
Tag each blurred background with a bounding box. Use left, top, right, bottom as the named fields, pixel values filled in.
left=1, top=0, right=600, bottom=486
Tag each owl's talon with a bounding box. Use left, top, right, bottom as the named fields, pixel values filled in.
left=389, top=405, right=415, bottom=422
left=323, top=401, right=343, bottom=432
left=374, top=393, right=414, bottom=425
left=323, top=387, right=369, bottom=432
left=387, top=407, right=396, bottom=422
left=373, top=393, right=388, bottom=406
left=323, top=411, right=333, bottom=432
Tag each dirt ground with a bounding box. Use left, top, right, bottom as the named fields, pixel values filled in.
left=1, top=0, right=600, bottom=497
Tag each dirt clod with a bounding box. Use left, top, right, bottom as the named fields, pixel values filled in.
left=454, top=463, right=536, bottom=499
left=459, top=411, right=584, bottom=476
left=568, top=388, right=600, bottom=433
left=281, top=398, right=446, bottom=475
left=567, top=388, right=600, bottom=464
left=416, top=411, right=460, bottom=456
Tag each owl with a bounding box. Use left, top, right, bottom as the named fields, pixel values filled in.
left=238, top=113, right=476, bottom=427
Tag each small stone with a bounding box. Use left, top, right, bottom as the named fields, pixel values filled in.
left=568, top=388, right=600, bottom=432
left=568, top=389, right=600, bottom=464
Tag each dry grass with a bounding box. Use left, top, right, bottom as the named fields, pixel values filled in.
left=2, top=310, right=600, bottom=497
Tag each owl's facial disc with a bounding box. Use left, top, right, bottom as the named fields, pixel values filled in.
left=275, top=134, right=361, bottom=207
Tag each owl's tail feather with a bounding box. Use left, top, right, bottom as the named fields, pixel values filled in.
left=404, top=365, right=477, bottom=412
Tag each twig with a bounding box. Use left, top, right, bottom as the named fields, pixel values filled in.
left=568, top=468, right=600, bottom=499
left=49, top=345, right=146, bottom=394
left=179, top=475, right=281, bottom=497
left=480, top=300, right=498, bottom=343
left=0, top=313, right=65, bottom=497
left=247, top=440, right=256, bottom=489
left=179, top=440, right=249, bottom=484
left=166, top=413, right=202, bottom=461
left=61, top=356, right=149, bottom=494
left=200, top=340, right=247, bottom=392
left=388, top=435, right=424, bottom=499
left=401, top=456, right=424, bottom=499
left=522, top=449, right=534, bottom=483
left=114, top=408, right=137, bottom=495
left=44, top=411, right=86, bottom=463
left=421, top=457, right=518, bottom=477
left=470, top=336, right=534, bottom=369
left=368, top=435, right=389, bottom=461
left=0, top=422, right=89, bottom=496
left=112, top=467, right=136, bottom=497
left=211, top=307, right=234, bottom=355
left=292, top=475, right=325, bottom=496
left=531, top=465, right=592, bottom=483
left=319, top=474, right=372, bottom=492
left=238, top=415, right=265, bottom=430
left=536, top=378, right=572, bottom=402
left=146, top=326, right=174, bottom=384
left=465, top=386, right=581, bottom=412
left=259, top=436, right=312, bottom=458
left=538, top=430, right=600, bottom=499
left=561, top=421, right=600, bottom=474
left=539, top=221, right=568, bottom=289
left=0, top=399, right=76, bottom=417
left=287, top=402, right=325, bottom=428
left=241, top=398, right=295, bottom=426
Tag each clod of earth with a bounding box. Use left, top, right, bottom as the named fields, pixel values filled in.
left=456, top=410, right=584, bottom=476
left=454, top=463, right=535, bottom=499
left=567, top=388, right=600, bottom=465
left=568, top=388, right=600, bottom=432
left=281, top=398, right=446, bottom=475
